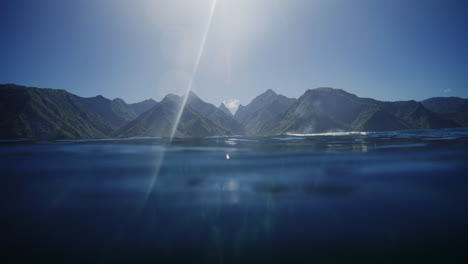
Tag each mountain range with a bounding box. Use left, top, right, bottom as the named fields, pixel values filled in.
left=1, top=83, right=467, bottom=139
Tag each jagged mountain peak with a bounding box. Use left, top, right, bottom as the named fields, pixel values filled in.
left=218, top=103, right=233, bottom=116
left=306, top=87, right=354, bottom=96
left=163, top=94, right=181, bottom=103
left=113, top=98, right=127, bottom=105
left=260, top=87, right=458, bottom=135
left=187, top=90, right=201, bottom=99
left=143, top=98, right=157, bottom=103
left=252, top=89, right=278, bottom=101
left=262, top=89, right=277, bottom=96
left=234, top=90, right=296, bottom=135
left=128, top=98, right=158, bottom=116
left=1, top=83, right=464, bottom=139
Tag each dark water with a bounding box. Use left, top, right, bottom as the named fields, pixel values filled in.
left=1, top=129, right=468, bottom=263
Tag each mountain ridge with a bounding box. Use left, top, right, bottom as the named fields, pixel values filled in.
left=259, top=88, right=459, bottom=135
left=234, top=89, right=296, bottom=135
left=1, top=84, right=466, bottom=139
left=114, top=93, right=231, bottom=138
left=218, top=103, right=233, bottom=117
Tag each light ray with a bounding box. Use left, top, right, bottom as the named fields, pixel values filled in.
left=169, top=0, right=218, bottom=140
left=140, top=0, right=219, bottom=208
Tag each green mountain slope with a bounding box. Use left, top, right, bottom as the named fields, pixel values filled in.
left=114, top=94, right=231, bottom=138
left=2, top=84, right=465, bottom=139
left=234, top=89, right=296, bottom=135
left=259, top=88, right=457, bottom=135
left=0, top=84, right=113, bottom=139
left=422, top=97, right=468, bottom=127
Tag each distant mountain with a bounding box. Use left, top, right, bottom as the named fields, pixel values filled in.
left=234, top=89, right=296, bottom=135
left=129, top=99, right=158, bottom=116
left=422, top=97, right=468, bottom=127
left=186, top=92, right=244, bottom=135
left=114, top=94, right=231, bottom=138
left=218, top=103, right=233, bottom=117
left=0, top=84, right=161, bottom=139
left=78, top=97, right=158, bottom=128
left=259, top=88, right=458, bottom=135
left=0, top=84, right=114, bottom=139
left=2, top=84, right=465, bottom=139
left=76, top=96, right=136, bottom=127
left=360, top=98, right=457, bottom=129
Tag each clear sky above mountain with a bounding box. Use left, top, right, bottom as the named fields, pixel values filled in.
left=1, top=0, right=467, bottom=107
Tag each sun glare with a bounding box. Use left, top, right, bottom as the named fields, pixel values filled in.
left=169, top=0, right=218, bottom=140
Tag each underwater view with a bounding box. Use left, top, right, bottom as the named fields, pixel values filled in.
left=2, top=128, right=468, bottom=263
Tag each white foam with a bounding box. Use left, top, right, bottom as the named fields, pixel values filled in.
left=286, top=131, right=372, bottom=137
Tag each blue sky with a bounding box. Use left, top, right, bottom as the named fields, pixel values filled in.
left=1, top=0, right=467, bottom=109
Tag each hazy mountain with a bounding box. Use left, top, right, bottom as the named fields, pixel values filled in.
left=421, top=97, right=468, bottom=127
left=129, top=99, right=158, bottom=116
left=360, top=98, right=457, bottom=130
left=186, top=91, right=244, bottom=135
left=0, top=84, right=114, bottom=139
left=218, top=103, right=233, bottom=117
left=234, top=89, right=296, bottom=135
left=2, top=84, right=465, bottom=139
left=115, top=94, right=231, bottom=138
left=76, top=96, right=136, bottom=127
left=259, top=88, right=458, bottom=135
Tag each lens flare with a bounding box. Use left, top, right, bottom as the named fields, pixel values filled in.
left=141, top=0, right=219, bottom=207
left=170, top=0, right=218, bottom=140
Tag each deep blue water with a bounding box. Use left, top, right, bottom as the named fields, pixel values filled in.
left=1, top=129, right=468, bottom=263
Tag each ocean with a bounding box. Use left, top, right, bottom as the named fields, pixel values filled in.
left=1, top=128, right=468, bottom=263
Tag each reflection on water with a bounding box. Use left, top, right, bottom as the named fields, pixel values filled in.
left=1, top=129, right=468, bottom=263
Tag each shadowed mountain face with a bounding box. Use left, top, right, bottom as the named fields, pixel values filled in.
left=186, top=92, right=244, bottom=135
left=218, top=103, right=233, bottom=117
left=129, top=99, right=158, bottom=116
left=0, top=84, right=165, bottom=139
left=259, top=88, right=459, bottom=135
left=359, top=98, right=458, bottom=130
left=115, top=94, right=231, bottom=138
left=77, top=97, right=157, bottom=128
left=0, top=84, right=115, bottom=139
left=1, top=84, right=465, bottom=139
left=234, top=89, right=296, bottom=135
left=422, top=97, right=468, bottom=127
left=76, top=96, right=136, bottom=127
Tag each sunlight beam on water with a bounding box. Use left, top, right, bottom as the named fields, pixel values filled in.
left=169, top=0, right=218, bottom=140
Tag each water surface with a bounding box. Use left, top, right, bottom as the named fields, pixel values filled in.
left=1, top=129, right=468, bottom=263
